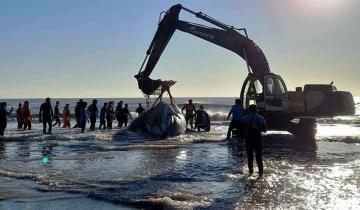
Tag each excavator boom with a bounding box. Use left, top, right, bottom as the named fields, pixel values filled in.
left=135, top=4, right=270, bottom=95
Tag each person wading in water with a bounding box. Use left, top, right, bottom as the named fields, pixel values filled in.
left=182, top=99, right=196, bottom=130
left=39, top=97, right=54, bottom=134
left=241, top=104, right=267, bottom=177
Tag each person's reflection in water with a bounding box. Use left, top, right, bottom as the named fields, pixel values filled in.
left=17, top=141, right=30, bottom=158
left=0, top=140, right=5, bottom=160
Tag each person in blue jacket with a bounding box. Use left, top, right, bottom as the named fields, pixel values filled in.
left=0, top=102, right=13, bottom=136
left=226, top=99, right=246, bottom=139
left=242, top=104, right=267, bottom=177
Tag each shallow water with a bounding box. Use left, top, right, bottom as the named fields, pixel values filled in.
left=0, top=97, right=360, bottom=209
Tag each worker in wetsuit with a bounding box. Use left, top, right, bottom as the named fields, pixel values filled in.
left=87, top=99, right=98, bottom=131
left=0, top=102, right=13, bottom=136
left=120, top=104, right=132, bottom=128
left=226, top=99, right=246, bottom=139
left=16, top=103, right=23, bottom=129
left=22, top=101, right=32, bottom=130
left=53, top=101, right=61, bottom=127
left=195, top=105, right=211, bottom=132
left=135, top=103, right=145, bottom=115
left=182, top=99, right=196, bottom=130
left=242, top=104, right=267, bottom=177
left=79, top=101, right=88, bottom=133
left=73, top=99, right=83, bottom=128
left=99, top=102, right=107, bottom=129
left=115, top=101, right=123, bottom=128
left=106, top=102, right=115, bottom=129
left=39, top=97, right=54, bottom=134
left=63, top=104, right=71, bottom=128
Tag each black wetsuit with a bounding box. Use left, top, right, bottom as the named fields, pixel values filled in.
left=99, top=106, right=107, bottom=129
left=53, top=105, right=61, bottom=127
left=39, top=103, right=53, bottom=134
left=195, top=110, right=210, bottom=132
left=136, top=107, right=145, bottom=115
left=106, top=106, right=114, bottom=129
left=115, top=105, right=122, bottom=127
left=16, top=107, right=23, bottom=129
left=87, top=104, right=98, bottom=131
left=242, top=114, right=267, bottom=176
left=0, top=107, right=12, bottom=136
left=120, top=108, right=131, bottom=127
left=73, top=103, right=81, bottom=128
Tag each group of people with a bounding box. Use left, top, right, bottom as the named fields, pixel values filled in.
left=0, top=98, right=145, bottom=135
left=2, top=97, right=267, bottom=177
left=181, top=99, right=211, bottom=132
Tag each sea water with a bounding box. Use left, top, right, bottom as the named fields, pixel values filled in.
left=0, top=97, right=359, bottom=209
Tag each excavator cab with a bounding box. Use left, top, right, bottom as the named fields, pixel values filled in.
left=240, top=73, right=289, bottom=112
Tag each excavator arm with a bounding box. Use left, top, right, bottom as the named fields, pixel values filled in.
left=135, top=4, right=271, bottom=95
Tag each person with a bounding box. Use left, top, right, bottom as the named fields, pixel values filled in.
left=115, top=101, right=123, bottom=128
left=106, top=102, right=114, bottom=129
left=73, top=99, right=83, bottom=128
left=87, top=99, right=98, bottom=131
left=99, top=102, right=107, bottom=129
left=79, top=101, right=88, bottom=133
left=120, top=104, right=132, bottom=127
left=182, top=99, right=196, bottom=130
left=63, top=104, right=71, bottom=128
left=16, top=103, right=23, bottom=129
left=53, top=101, right=61, bottom=127
left=195, top=105, right=210, bottom=132
left=39, top=97, right=54, bottom=134
left=0, top=102, right=13, bottom=136
left=22, top=101, right=32, bottom=130
left=135, top=103, right=145, bottom=115
left=226, top=99, right=246, bottom=139
left=241, top=104, right=267, bottom=177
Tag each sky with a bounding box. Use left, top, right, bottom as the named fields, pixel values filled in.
left=0, top=0, right=359, bottom=98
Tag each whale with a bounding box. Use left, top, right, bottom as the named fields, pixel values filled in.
left=128, top=102, right=186, bottom=138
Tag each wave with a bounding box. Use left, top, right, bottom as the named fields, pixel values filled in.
left=86, top=191, right=213, bottom=210
left=317, top=116, right=360, bottom=125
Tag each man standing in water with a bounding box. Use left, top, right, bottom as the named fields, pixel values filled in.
left=182, top=99, right=196, bottom=130
left=227, top=99, right=246, bottom=139
left=99, top=102, right=107, bottom=129
left=135, top=103, right=145, bottom=115
left=106, top=101, right=115, bottom=129
left=53, top=101, right=61, bottom=127
left=115, top=101, right=123, bottom=128
left=0, top=102, right=13, bottom=136
left=241, top=104, right=267, bottom=177
left=16, top=103, right=23, bottom=129
left=87, top=99, right=98, bottom=131
left=39, top=97, right=54, bottom=134
left=73, top=99, right=83, bottom=128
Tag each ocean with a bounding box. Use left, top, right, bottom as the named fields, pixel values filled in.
left=0, top=97, right=359, bottom=209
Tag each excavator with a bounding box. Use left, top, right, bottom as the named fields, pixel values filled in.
left=135, top=4, right=355, bottom=138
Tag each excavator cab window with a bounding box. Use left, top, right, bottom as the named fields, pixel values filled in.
left=265, top=78, right=275, bottom=96
left=264, top=75, right=288, bottom=111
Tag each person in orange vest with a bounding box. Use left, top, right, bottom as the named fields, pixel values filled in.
left=22, top=101, right=32, bottom=130
left=182, top=99, right=197, bottom=130
left=63, top=104, right=71, bottom=128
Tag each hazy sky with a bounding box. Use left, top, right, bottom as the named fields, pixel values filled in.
left=0, top=0, right=359, bottom=98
